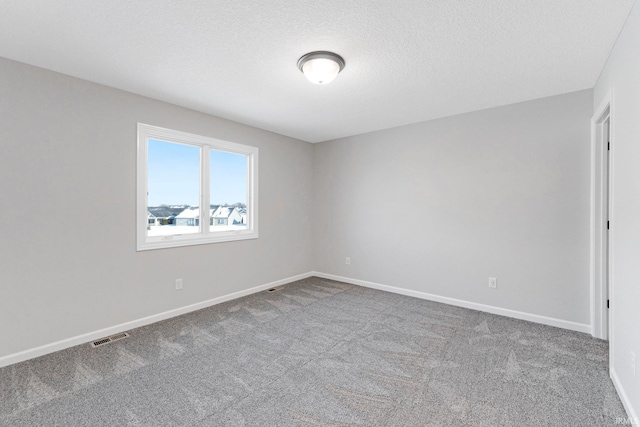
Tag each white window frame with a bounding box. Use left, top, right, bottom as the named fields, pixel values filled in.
left=137, top=123, right=258, bottom=251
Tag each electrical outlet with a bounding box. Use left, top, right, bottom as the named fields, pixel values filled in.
left=345, top=257, right=351, bottom=265
left=631, top=351, right=636, bottom=376
left=175, top=278, right=183, bottom=291
left=488, top=277, right=497, bottom=289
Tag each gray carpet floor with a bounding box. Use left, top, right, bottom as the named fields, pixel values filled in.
left=0, top=277, right=627, bottom=426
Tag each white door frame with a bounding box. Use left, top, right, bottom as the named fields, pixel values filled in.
left=590, top=90, right=613, bottom=341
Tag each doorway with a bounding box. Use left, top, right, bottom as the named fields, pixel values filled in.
left=591, top=98, right=612, bottom=341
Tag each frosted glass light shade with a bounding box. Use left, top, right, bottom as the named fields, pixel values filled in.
left=302, top=57, right=340, bottom=84
left=297, top=51, right=345, bottom=85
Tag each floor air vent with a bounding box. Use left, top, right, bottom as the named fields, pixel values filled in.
left=90, top=332, right=130, bottom=348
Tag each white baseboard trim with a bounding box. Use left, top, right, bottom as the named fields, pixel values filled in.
left=0, top=270, right=594, bottom=368
left=611, top=368, right=639, bottom=425
left=311, top=272, right=591, bottom=334
left=0, top=272, right=313, bottom=369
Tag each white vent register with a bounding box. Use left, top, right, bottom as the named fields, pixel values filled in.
left=90, top=332, right=130, bottom=348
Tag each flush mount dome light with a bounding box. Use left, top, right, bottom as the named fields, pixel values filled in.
left=297, top=51, right=345, bottom=85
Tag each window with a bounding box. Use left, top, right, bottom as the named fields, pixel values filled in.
left=137, top=123, right=258, bottom=251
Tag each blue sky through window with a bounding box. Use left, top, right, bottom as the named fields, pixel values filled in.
left=210, top=150, right=247, bottom=206
left=148, top=139, right=247, bottom=207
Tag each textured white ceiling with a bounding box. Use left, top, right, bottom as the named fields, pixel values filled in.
left=0, top=0, right=635, bottom=142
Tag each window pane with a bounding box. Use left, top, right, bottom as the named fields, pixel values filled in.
left=147, top=139, right=200, bottom=237
left=210, top=150, right=247, bottom=231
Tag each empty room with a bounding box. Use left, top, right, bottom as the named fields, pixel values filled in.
left=1, top=1, right=639, bottom=425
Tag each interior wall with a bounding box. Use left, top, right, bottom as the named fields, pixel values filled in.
left=0, top=57, right=314, bottom=360
left=594, top=1, right=640, bottom=420
left=313, top=90, right=593, bottom=326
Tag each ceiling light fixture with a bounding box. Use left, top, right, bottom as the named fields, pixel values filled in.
left=297, top=51, right=345, bottom=85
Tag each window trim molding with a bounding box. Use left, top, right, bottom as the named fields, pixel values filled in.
left=137, top=123, right=259, bottom=251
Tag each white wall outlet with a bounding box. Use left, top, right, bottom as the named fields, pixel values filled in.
left=345, top=257, right=351, bottom=265
left=175, top=278, right=183, bottom=291
left=631, top=351, right=636, bottom=376
left=488, top=277, right=497, bottom=289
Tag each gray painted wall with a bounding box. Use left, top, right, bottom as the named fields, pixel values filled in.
left=313, top=90, right=593, bottom=325
left=594, top=1, right=640, bottom=419
left=0, top=58, right=314, bottom=359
